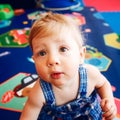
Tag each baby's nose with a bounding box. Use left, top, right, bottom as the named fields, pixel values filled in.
left=47, top=55, right=60, bottom=67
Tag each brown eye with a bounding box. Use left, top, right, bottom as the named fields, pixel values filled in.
left=60, top=47, right=68, bottom=52
left=39, top=51, right=46, bottom=56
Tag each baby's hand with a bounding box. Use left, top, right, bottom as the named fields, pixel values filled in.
left=100, top=98, right=117, bottom=120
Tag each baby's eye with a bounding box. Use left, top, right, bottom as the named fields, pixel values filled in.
left=38, top=50, right=46, bottom=56
left=60, top=47, right=68, bottom=52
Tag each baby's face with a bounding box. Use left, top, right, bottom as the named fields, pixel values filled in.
left=32, top=32, right=85, bottom=87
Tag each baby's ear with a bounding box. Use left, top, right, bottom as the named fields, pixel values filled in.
left=32, top=55, right=35, bottom=61
left=80, top=46, right=86, bottom=64
left=80, top=46, right=86, bottom=57
left=82, top=46, right=86, bottom=54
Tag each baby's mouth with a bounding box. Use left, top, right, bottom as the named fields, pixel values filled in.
left=51, top=72, right=63, bottom=79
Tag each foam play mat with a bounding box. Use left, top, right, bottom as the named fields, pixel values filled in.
left=0, top=4, right=120, bottom=120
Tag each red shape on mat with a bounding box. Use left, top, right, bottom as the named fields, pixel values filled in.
left=114, top=98, right=120, bottom=114
left=83, top=0, right=120, bottom=11
left=1, top=90, right=14, bottom=103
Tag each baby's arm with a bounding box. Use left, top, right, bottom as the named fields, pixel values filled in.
left=87, top=64, right=117, bottom=120
left=20, top=80, right=44, bottom=120
left=94, top=69, right=117, bottom=119
left=97, top=79, right=117, bottom=120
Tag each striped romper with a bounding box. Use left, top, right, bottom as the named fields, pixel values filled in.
left=38, top=64, right=102, bottom=120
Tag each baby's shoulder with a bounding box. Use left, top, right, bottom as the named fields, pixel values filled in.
left=84, top=64, right=99, bottom=72
left=28, top=79, right=45, bottom=106
left=84, top=64, right=101, bottom=79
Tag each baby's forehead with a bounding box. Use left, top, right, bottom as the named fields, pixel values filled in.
left=38, top=27, right=83, bottom=46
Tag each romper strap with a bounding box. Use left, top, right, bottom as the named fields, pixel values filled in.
left=40, top=79, right=55, bottom=105
left=78, top=64, right=87, bottom=97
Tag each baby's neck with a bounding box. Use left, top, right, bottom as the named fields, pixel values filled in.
left=52, top=78, right=80, bottom=106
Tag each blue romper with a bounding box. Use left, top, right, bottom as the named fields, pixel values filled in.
left=38, top=65, right=102, bottom=120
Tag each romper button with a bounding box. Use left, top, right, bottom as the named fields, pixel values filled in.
left=91, top=105, right=94, bottom=109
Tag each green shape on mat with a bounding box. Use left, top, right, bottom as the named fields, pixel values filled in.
left=0, top=73, right=28, bottom=112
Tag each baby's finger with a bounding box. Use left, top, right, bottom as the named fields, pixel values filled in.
left=101, top=98, right=109, bottom=107
left=103, top=105, right=116, bottom=120
left=101, top=99, right=111, bottom=112
left=103, top=112, right=115, bottom=120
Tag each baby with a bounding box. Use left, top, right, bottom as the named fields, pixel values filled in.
left=20, top=12, right=117, bottom=120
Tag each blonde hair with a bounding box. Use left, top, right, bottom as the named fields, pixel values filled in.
left=29, top=12, right=84, bottom=50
